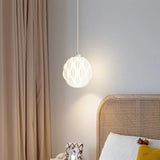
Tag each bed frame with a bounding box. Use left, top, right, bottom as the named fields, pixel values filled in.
left=96, top=95, right=160, bottom=160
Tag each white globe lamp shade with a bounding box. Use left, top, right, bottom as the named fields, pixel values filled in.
left=63, top=54, right=93, bottom=88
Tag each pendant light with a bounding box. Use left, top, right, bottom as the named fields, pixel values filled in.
left=63, top=0, right=93, bottom=88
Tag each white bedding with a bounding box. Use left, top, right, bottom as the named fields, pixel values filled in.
left=99, top=132, right=160, bottom=160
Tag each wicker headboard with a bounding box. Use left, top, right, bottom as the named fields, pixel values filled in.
left=96, top=95, right=160, bottom=160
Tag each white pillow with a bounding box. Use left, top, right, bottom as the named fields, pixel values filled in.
left=99, top=132, right=160, bottom=160
left=149, top=138, right=160, bottom=149
left=99, top=132, right=139, bottom=160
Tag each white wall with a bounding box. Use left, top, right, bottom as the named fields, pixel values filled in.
left=47, top=0, right=160, bottom=159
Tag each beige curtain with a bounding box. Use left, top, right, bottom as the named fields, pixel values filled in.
left=0, top=0, right=51, bottom=160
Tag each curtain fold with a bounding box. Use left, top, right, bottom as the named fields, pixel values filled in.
left=0, top=0, right=51, bottom=160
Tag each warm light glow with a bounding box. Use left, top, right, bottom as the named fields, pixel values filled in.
left=63, top=54, right=93, bottom=88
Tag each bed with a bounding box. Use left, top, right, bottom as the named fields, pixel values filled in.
left=96, top=95, right=160, bottom=160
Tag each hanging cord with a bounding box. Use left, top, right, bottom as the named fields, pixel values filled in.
left=76, top=0, right=79, bottom=55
